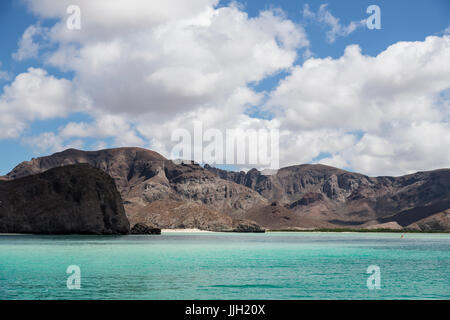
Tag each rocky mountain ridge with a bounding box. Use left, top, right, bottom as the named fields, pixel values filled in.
left=4, top=148, right=266, bottom=232
left=3, top=147, right=450, bottom=232
left=204, top=163, right=450, bottom=230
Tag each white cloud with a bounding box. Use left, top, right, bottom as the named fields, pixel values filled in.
left=22, top=132, right=84, bottom=155
left=303, top=4, right=365, bottom=43
left=349, top=122, right=450, bottom=176
left=0, top=68, right=84, bottom=139
left=318, top=154, right=349, bottom=170
left=443, top=25, right=450, bottom=35
left=278, top=128, right=358, bottom=167
left=12, top=0, right=309, bottom=158
left=0, top=62, right=10, bottom=81
left=21, top=1, right=308, bottom=118
left=91, top=140, right=108, bottom=151
left=60, top=114, right=145, bottom=147
left=12, top=25, right=47, bottom=61
left=23, top=0, right=220, bottom=39
left=268, top=36, right=450, bottom=130
left=266, top=35, right=450, bottom=175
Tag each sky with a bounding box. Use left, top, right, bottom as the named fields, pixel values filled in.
left=0, top=0, right=449, bottom=176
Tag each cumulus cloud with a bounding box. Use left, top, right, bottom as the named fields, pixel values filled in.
left=47, top=5, right=306, bottom=117
left=22, top=132, right=84, bottom=155
left=266, top=35, right=450, bottom=175
left=11, top=0, right=309, bottom=155
left=346, top=122, right=450, bottom=176
left=18, top=0, right=308, bottom=115
left=0, top=62, right=10, bottom=81
left=0, top=68, right=85, bottom=139
left=12, top=24, right=48, bottom=61
left=303, top=4, right=365, bottom=43
left=60, top=114, right=145, bottom=147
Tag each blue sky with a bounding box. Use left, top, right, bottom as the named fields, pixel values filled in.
left=0, top=0, right=449, bottom=175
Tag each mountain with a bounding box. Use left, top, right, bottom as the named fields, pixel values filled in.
left=406, top=209, right=450, bottom=232
left=4, top=147, right=450, bottom=231
left=204, top=164, right=450, bottom=231
left=0, top=164, right=129, bottom=234
left=4, top=148, right=267, bottom=232
left=128, top=200, right=263, bottom=232
left=245, top=201, right=335, bottom=230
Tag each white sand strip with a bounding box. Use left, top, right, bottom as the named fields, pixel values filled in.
left=161, top=228, right=212, bottom=233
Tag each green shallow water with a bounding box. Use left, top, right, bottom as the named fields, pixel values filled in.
left=0, top=232, right=449, bottom=300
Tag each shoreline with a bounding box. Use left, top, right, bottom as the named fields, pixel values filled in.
left=266, top=228, right=450, bottom=234
left=161, top=228, right=213, bottom=233
left=1, top=229, right=449, bottom=235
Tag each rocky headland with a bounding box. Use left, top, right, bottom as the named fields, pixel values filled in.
left=0, top=164, right=129, bottom=234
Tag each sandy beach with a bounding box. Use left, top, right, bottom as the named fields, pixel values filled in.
left=161, top=228, right=212, bottom=233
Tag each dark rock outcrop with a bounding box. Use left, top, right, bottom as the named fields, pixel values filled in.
left=288, top=193, right=324, bottom=208
left=232, top=220, right=265, bottom=233
left=0, top=164, right=130, bottom=234
left=131, top=223, right=161, bottom=234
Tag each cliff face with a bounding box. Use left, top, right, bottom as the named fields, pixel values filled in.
left=124, top=159, right=268, bottom=217
left=0, top=164, right=129, bottom=234
left=5, top=148, right=266, bottom=231
left=205, top=164, right=450, bottom=230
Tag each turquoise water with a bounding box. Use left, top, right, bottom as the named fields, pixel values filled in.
left=0, top=232, right=449, bottom=300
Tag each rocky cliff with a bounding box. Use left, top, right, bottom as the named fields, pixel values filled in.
left=5, top=148, right=266, bottom=231
left=0, top=164, right=130, bottom=234
left=205, top=164, right=450, bottom=230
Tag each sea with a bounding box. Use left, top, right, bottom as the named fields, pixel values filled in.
left=0, top=232, right=449, bottom=300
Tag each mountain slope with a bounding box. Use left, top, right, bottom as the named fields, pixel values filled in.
left=5, top=148, right=267, bottom=231
left=5, top=147, right=450, bottom=231
left=128, top=200, right=263, bottom=232
left=205, top=164, right=450, bottom=229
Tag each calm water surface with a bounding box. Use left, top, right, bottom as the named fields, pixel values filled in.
left=0, top=232, right=449, bottom=300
